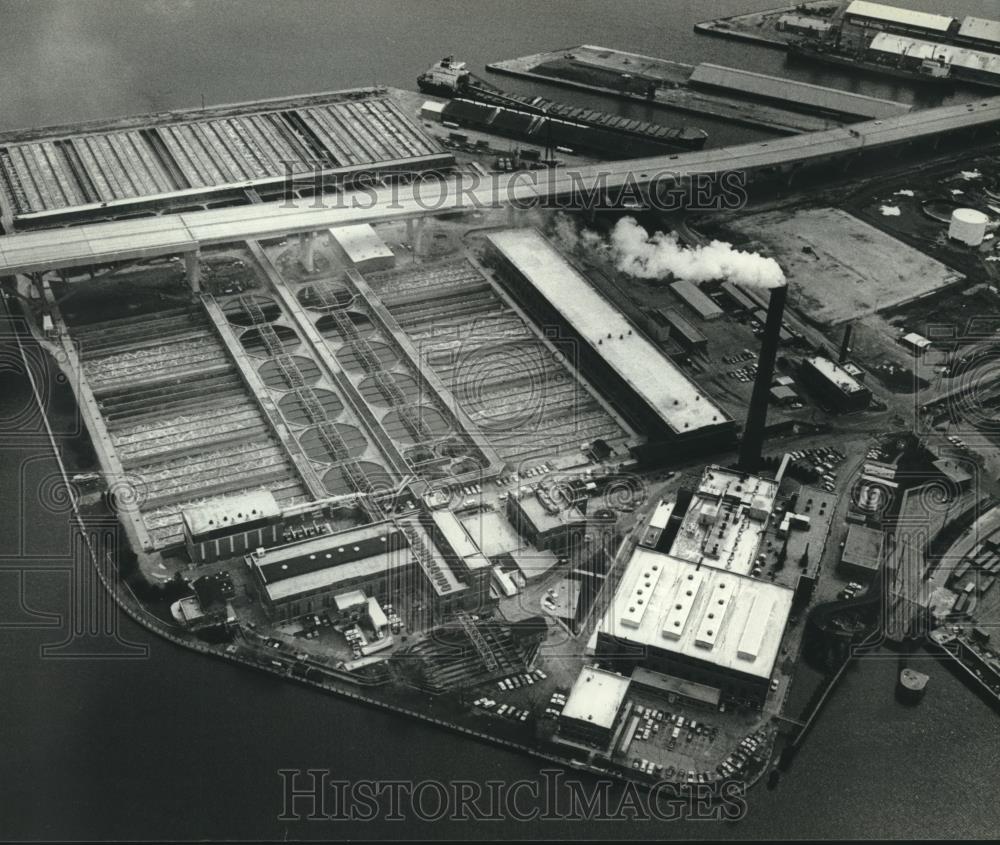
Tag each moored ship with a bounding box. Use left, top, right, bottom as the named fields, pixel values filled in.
left=418, top=56, right=708, bottom=151
left=787, top=39, right=955, bottom=86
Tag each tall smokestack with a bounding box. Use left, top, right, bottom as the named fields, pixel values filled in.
left=838, top=323, right=853, bottom=363
left=739, top=284, right=787, bottom=472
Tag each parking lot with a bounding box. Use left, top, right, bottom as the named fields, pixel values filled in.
left=614, top=692, right=772, bottom=785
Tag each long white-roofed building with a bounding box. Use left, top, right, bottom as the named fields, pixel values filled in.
left=485, top=228, right=736, bottom=457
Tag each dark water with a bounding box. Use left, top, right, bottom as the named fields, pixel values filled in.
left=2, top=1, right=1000, bottom=839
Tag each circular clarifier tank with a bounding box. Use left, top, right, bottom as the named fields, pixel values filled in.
left=258, top=356, right=322, bottom=390
left=300, top=423, right=367, bottom=463
left=277, top=388, right=344, bottom=426
left=222, top=295, right=282, bottom=326
left=381, top=404, right=451, bottom=445
left=297, top=283, right=353, bottom=312
left=358, top=372, right=421, bottom=408
left=240, top=324, right=300, bottom=358
left=323, top=461, right=389, bottom=496
left=316, top=311, right=376, bottom=345
left=336, top=341, right=398, bottom=374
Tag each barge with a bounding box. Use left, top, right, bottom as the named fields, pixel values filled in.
left=419, top=56, right=708, bottom=150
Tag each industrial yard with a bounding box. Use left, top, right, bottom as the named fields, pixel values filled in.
left=724, top=207, right=964, bottom=326
left=5, top=2, right=1000, bottom=817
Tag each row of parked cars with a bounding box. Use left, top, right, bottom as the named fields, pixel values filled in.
left=496, top=668, right=547, bottom=690
left=497, top=465, right=550, bottom=487
left=543, top=690, right=567, bottom=719
left=716, top=729, right=768, bottom=780
left=790, top=446, right=846, bottom=492
left=472, top=698, right=530, bottom=722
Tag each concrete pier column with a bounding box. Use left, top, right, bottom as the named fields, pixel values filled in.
left=507, top=204, right=517, bottom=226
left=406, top=218, right=415, bottom=244
left=301, top=231, right=316, bottom=274
left=184, top=250, right=201, bottom=293
left=15, top=273, right=37, bottom=301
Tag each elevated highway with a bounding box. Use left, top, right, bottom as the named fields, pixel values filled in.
left=1, top=95, right=999, bottom=283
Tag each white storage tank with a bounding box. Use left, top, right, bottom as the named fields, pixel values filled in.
left=949, top=208, right=989, bottom=246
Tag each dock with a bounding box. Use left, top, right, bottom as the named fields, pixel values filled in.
left=486, top=45, right=903, bottom=134
left=693, top=1, right=842, bottom=48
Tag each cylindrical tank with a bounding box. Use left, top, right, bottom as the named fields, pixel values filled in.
left=949, top=208, right=988, bottom=246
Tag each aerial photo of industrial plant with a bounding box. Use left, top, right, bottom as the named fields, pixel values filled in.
left=1, top=0, right=999, bottom=841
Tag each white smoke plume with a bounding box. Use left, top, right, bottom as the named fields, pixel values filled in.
left=608, top=217, right=785, bottom=289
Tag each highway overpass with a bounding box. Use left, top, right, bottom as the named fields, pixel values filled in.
left=1, top=94, right=999, bottom=283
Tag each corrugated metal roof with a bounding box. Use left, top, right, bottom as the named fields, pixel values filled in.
left=845, top=1, right=954, bottom=32
left=958, top=16, right=1000, bottom=45
left=690, top=63, right=910, bottom=119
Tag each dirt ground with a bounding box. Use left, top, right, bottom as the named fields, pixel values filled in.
left=728, top=207, right=963, bottom=327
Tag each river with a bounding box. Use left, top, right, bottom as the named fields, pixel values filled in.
left=1, top=0, right=999, bottom=839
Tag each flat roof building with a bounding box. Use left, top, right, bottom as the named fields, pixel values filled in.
left=770, top=385, right=798, bottom=406
left=900, top=332, right=931, bottom=354
left=506, top=487, right=586, bottom=552
left=558, top=666, right=632, bottom=748
left=486, top=228, right=734, bottom=451
left=656, top=307, right=708, bottom=353
left=776, top=13, right=834, bottom=37
left=248, top=514, right=478, bottom=621
left=844, top=1, right=955, bottom=36
left=721, top=280, right=758, bottom=312
left=670, top=279, right=724, bottom=321
left=840, top=524, right=884, bottom=580
left=329, top=224, right=396, bottom=273
left=958, top=16, right=1000, bottom=49
left=669, top=466, right=779, bottom=576
left=799, top=355, right=872, bottom=413
left=182, top=489, right=283, bottom=563
left=640, top=501, right=674, bottom=550
left=594, top=548, right=793, bottom=706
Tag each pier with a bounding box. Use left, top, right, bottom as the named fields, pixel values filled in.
left=487, top=45, right=847, bottom=134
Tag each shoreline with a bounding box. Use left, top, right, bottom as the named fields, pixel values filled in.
left=3, top=291, right=771, bottom=799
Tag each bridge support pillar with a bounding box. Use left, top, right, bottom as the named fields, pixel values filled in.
left=15, top=273, right=38, bottom=301
left=300, top=231, right=317, bottom=274
left=406, top=218, right=415, bottom=243
left=184, top=250, right=201, bottom=293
